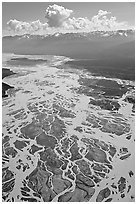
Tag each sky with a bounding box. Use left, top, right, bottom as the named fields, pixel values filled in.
left=2, top=2, right=135, bottom=36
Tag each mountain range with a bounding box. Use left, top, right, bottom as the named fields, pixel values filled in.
left=2, top=29, right=135, bottom=60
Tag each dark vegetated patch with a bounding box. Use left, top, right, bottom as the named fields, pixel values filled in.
left=50, top=116, right=66, bottom=140
left=69, top=141, right=83, bottom=161
left=78, top=77, right=129, bottom=98
left=2, top=178, right=15, bottom=192
left=2, top=168, right=14, bottom=183
left=4, top=147, right=18, bottom=158
left=21, top=197, right=38, bottom=202
left=14, top=140, right=27, bottom=151
left=20, top=186, right=30, bottom=192
left=39, top=147, right=63, bottom=169
left=85, top=145, right=109, bottom=164
left=20, top=122, right=43, bottom=140
left=96, top=187, right=111, bottom=202
left=120, top=153, right=131, bottom=160
left=89, top=98, right=120, bottom=111
left=105, top=197, right=113, bottom=202
left=61, top=159, right=69, bottom=170
left=2, top=82, right=14, bottom=98
left=129, top=170, right=134, bottom=177
left=36, top=132, right=57, bottom=148
left=118, top=177, right=126, bottom=193
left=21, top=190, right=30, bottom=197
left=124, top=95, right=135, bottom=109
left=6, top=57, right=47, bottom=67
left=2, top=136, right=10, bottom=145
left=2, top=68, right=15, bottom=79
left=29, top=144, right=43, bottom=154
left=109, top=145, right=117, bottom=157
left=76, top=173, right=95, bottom=187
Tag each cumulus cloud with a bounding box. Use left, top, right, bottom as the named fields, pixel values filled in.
left=6, top=4, right=132, bottom=35
left=7, top=19, right=48, bottom=34
left=7, top=19, right=23, bottom=32
left=98, top=10, right=111, bottom=17
left=65, top=17, right=91, bottom=30
left=91, top=10, right=129, bottom=31
left=44, top=6, right=130, bottom=31
left=45, top=4, right=73, bottom=27
left=63, top=9, right=129, bottom=32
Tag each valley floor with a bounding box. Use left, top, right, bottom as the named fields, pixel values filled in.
left=2, top=54, right=135, bottom=202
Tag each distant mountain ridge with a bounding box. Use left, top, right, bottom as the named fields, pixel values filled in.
left=2, top=29, right=135, bottom=59
left=3, top=29, right=135, bottom=40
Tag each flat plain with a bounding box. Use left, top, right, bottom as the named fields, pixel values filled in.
left=2, top=54, right=135, bottom=202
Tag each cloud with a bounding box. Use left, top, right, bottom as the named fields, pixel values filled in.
left=7, top=19, right=23, bottom=32
left=30, top=20, right=47, bottom=31
left=65, top=17, right=91, bottom=30
left=7, top=19, right=48, bottom=34
left=98, top=10, right=111, bottom=17
left=45, top=4, right=73, bottom=27
left=68, top=10, right=129, bottom=31
left=64, top=10, right=129, bottom=32
left=6, top=5, right=132, bottom=35
left=91, top=11, right=129, bottom=31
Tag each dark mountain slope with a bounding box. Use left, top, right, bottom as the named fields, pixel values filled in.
left=2, top=30, right=135, bottom=59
